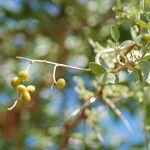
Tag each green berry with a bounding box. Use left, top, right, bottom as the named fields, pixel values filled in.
left=27, top=85, right=35, bottom=92
left=16, top=85, right=27, bottom=93
left=56, top=78, right=66, bottom=89
left=22, top=92, right=31, bottom=102
left=18, top=70, right=29, bottom=80
left=11, top=77, right=21, bottom=87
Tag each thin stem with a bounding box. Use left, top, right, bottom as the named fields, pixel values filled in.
left=25, top=61, right=33, bottom=71
left=96, top=96, right=123, bottom=113
left=62, top=97, right=96, bottom=125
left=53, top=65, right=57, bottom=84
left=16, top=56, right=90, bottom=72
left=59, top=109, right=86, bottom=150
left=86, top=120, right=104, bottom=144
left=95, top=48, right=115, bottom=64
left=104, top=97, right=132, bottom=132
left=88, top=38, right=97, bottom=49
left=7, top=94, right=20, bottom=110
left=7, top=100, right=18, bottom=110
left=95, top=42, right=136, bottom=73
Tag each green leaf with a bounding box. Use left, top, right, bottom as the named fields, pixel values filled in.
left=130, top=27, right=137, bottom=39
left=110, top=25, right=120, bottom=42
left=130, top=68, right=140, bottom=83
left=135, top=19, right=150, bottom=29
left=142, top=54, right=150, bottom=61
left=139, top=61, right=150, bottom=84
left=106, top=73, right=118, bottom=84
left=89, top=62, right=106, bottom=75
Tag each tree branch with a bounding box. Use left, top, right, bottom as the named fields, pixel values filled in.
left=16, top=56, right=90, bottom=72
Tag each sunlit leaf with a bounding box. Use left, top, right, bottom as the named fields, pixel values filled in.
left=110, top=25, right=120, bottom=42
left=135, top=19, right=150, bottom=29
left=142, top=54, right=150, bottom=61
left=89, top=62, right=106, bottom=75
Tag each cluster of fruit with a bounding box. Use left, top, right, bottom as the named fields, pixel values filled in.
left=11, top=69, right=66, bottom=103
left=11, top=70, right=35, bottom=102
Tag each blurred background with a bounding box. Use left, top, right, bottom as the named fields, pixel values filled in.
left=0, top=0, right=149, bottom=150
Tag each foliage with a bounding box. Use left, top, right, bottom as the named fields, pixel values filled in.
left=0, top=0, right=150, bottom=150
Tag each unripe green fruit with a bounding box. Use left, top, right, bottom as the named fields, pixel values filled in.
left=22, top=92, right=31, bottom=102
left=27, top=85, right=35, bottom=92
left=56, top=78, right=66, bottom=89
left=11, top=77, right=21, bottom=87
left=16, top=85, right=27, bottom=93
left=18, top=70, right=29, bottom=80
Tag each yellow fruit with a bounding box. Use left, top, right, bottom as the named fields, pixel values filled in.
left=16, top=85, right=27, bottom=93
left=27, top=85, right=35, bottom=92
left=11, top=77, right=21, bottom=87
left=18, top=70, right=29, bottom=80
left=22, top=92, right=31, bottom=102
left=143, top=34, right=150, bottom=41
left=56, top=78, right=66, bottom=89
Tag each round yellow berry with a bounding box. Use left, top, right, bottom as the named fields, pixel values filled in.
left=11, top=77, right=21, bottom=87
left=18, top=70, right=29, bottom=80
left=22, top=92, right=31, bottom=102
left=27, top=85, right=35, bottom=92
left=143, top=34, right=150, bottom=41
left=16, top=85, right=27, bottom=93
left=56, top=78, right=66, bottom=89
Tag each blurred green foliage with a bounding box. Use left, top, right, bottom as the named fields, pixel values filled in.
left=0, top=0, right=150, bottom=150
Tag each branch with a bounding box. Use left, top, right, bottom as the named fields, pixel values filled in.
left=16, top=56, right=90, bottom=72
left=94, top=41, right=136, bottom=73
left=86, top=120, right=104, bottom=144
left=58, top=109, right=87, bottom=150
left=103, top=97, right=132, bottom=132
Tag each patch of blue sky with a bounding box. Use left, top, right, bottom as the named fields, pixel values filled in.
left=0, top=92, right=11, bottom=105
left=99, top=107, right=144, bottom=149
left=24, top=134, right=37, bottom=148
left=0, top=0, right=22, bottom=12
left=43, top=2, right=60, bottom=17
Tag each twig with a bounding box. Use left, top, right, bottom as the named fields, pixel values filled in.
left=103, top=97, right=132, bottom=132
left=52, top=65, right=57, bottom=83
left=25, top=61, right=33, bottom=71
left=58, top=98, right=97, bottom=150
left=62, top=97, right=96, bottom=125
left=86, top=120, right=104, bottom=144
left=95, top=48, right=116, bottom=64
left=16, top=56, right=90, bottom=72
left=58, top=109, right=86, bottom=150
left=96, top=96, right=123, bottom=113
left=7, top=94, right=20, bottom=111
left=94, top=41, right=136, bottom=73
left=7, top=100, right=18, bottom=111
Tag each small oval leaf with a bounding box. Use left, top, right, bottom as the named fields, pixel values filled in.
left=110, top=25, right=120, bottom=42
left=89, top=62, right=106, bottom=75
